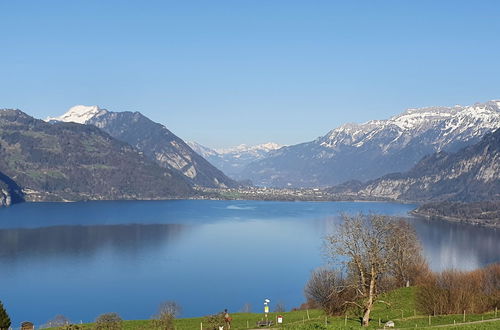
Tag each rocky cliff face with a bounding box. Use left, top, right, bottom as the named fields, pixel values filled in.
left=347, top=128, right=500, bottom=202
left=0, top=171, right=24, bottom=207
left=241, top=100, right=500, bottom=187
left=0, top=109, right=193, bottom=202
left=50, top=105, right=238, bottom=188
left=0, top=185, right=11, bottom=206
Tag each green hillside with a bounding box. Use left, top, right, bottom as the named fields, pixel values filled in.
left=46, top=287, right=500, bottom=329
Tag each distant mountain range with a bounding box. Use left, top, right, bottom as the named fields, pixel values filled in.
left=187, top=141, right=283, bottom=179
left=330, top=128, right=500, bottom=202
left=240, top=100, right=500, bottom=187
left=0, top=109, right=193, bottom=202
left=49, top=105, right=238, bottom=189
left=2, top=99, right=499, bottom=207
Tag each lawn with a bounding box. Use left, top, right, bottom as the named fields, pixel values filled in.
left=48, top=287, right=499, bottom=329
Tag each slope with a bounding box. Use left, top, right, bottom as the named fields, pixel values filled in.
left=353, top=128, right=500, bottom=202
left=0, top=109, right=192, bottom=202
left=50, top=105, right=238, bottom=188
left=241, top=100, right=500, bottom=187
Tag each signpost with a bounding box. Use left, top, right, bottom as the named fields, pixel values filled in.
left=264, top=299, right=270, bottom=324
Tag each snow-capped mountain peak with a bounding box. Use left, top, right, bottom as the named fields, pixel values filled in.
left=242, top=99, right=500, bottom=187
left=319, top=101, right=500, bottom=149
left=46, top=105, right=106, bottom=124
left=187, top=141, right=284, bottom=179
left=216, top=142, right=283, bottom=154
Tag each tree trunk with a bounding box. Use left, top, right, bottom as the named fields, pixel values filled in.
left=362, top=305, right=372, bottom=327
left=362, top=268, right=377, bottom=326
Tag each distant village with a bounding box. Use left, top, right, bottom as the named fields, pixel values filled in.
left=196, top=186, right=367, bottom=202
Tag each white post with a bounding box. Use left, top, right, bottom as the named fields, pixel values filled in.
left=200, top=322, right=203, bottom=330
left=463, top=310, right=465, bottom=322
left=306, top=309, right=310, bottom=320
left=345, top=314, right=347, bottom=326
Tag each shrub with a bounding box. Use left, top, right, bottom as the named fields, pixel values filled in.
left=152, top=301, right=181, bottom=330
left=417, top=263, right=500, bottom=315
left=202, top=313, right=225, bottom=330
left=94, top=312, right=122, bottom=330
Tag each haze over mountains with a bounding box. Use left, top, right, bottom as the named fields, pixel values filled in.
left=241, top=101, right=500, bottom=187
left=187, top=141, right=283, bottom=179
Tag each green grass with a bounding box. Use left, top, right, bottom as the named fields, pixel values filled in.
left=219, top=191, right=242, bottom=199
left=48, top=287, right=499, bottom=329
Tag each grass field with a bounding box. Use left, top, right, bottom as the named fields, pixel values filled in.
left=49, top=287, right=499, bottom=329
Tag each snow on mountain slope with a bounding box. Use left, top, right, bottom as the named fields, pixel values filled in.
left=319, top=101, right=500, bottom=152
left=46, top=105, right=107, bottom=124
left=187, top=141, right=219, bottom=158
left=216, top=142, right=283, bottom=155
left=187, top=142, right=283, bottom=179
left=241, top=100, right=500, bottom=187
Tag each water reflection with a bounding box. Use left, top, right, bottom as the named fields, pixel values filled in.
left=411, top=217, right=500, bottom=271
left=0, top=223, right=186, bottom=261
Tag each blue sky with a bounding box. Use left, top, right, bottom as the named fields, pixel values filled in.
left=1, top=1, right=499, bottom=148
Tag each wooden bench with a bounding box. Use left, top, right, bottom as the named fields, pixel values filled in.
left=256, top=320, right=274, bottom=327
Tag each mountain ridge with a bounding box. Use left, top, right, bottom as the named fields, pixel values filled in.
left=0, top=109, right=193, bottom=202
left=241, top=100, right=500, bottom=187
left=332, top=128, right=500, bottom=202
left=49, top=105, right=238, bottom=189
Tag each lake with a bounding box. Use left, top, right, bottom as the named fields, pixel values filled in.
left=0, top=200, right=499, bottom=327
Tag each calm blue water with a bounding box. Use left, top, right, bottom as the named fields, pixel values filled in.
left=0, top=200, right=498, bottom=327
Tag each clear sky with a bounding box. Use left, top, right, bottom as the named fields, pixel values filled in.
left=1, top=1, right=499, bottom=148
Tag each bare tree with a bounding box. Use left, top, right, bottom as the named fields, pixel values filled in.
left=239, top=303, right=252, bottom=313
left=387, top=220, right=428, bottom=287
left=305, top=268, right=352, bottom=315
left=43, top=315, right=70, bottom=328
left=152, top=301, right=181, bottom=330
left=274, top=301, right=286, bottom=313
left=324, top=214, right=398, bottom=326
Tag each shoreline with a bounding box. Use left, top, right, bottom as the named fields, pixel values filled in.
left=410, top=210, right=500, bottom=229
left=5, top=194, right=497, bottom=231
